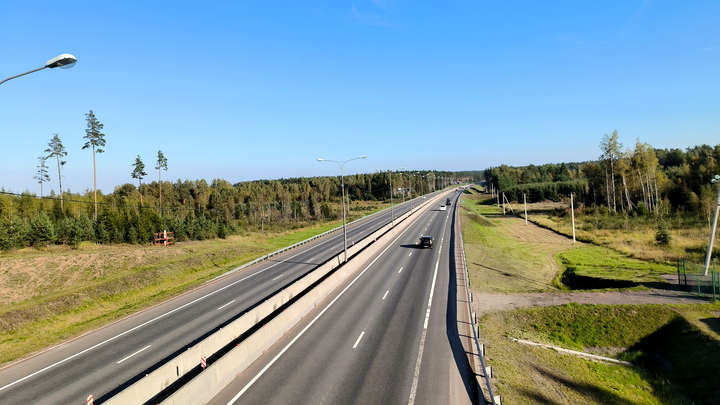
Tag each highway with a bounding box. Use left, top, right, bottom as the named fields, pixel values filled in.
left=0, top=194, right=437, bottom=405
left=207, top=191, right=477, bottom=405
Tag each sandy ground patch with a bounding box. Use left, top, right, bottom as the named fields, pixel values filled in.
left=471, top=288, right=709, bottom=318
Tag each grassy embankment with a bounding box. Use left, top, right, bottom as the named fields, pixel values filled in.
left=0, top=201, right=385, bottom=367
left=460, top=189, right=720, bottom=404
left=504, top=199, right=712, bottom=265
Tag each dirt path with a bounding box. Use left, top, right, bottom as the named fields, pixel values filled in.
left=471, top=288, right=709, bottom=317
left=465, top=204, right=708, bottom=316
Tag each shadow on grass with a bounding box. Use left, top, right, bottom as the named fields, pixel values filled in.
left=523, top=364, right=639, bottom=405
left=473, top=262, right=558, bottom=289
left=629, top=316, right=720, bottom=404
left=560, top=269, right=673, bottom=291
left=700, top=317, right=720, bottom=335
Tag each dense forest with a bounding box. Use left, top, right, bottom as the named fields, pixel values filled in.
left=484, top=133, right=720, bottom=225
left=0, top=170, right=480, bottom=250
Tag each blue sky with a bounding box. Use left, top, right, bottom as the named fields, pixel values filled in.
left=1, top=1, right=718, bottom=195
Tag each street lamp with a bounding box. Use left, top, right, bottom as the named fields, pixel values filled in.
left=703, top=174, right=720, bottom=276
left=398, top=168, right=415, bottom=212
left=1, top=54, right=77, bottom=86
left=415, top=173, right=426, bottom=197
left=318, top=155, right=367, bottom=262
left=377, top=169, right=395, bottom=228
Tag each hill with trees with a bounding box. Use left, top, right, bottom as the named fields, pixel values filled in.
left=484, top=134, right=720, bottom=227
left=0, top=170, right=479, bottom=251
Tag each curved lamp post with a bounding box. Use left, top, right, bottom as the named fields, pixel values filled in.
left=703, top=174, right=720, bottom=276
left=1, top=53, right=77, bottom=86
left=318, top=155, right=366, bottom=262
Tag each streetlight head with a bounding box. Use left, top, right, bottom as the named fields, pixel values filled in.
left=360, top=155, right=367, bottom=159
left=317, top=158, right=324, bottom=162
left=46, top=53, right=77, bottom=69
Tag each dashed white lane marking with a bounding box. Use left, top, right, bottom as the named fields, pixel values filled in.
left=399, top=267, right=403, bottom=273
left=382, top=291, right=389, bottom=300
left=117, top=345, right=151, bottom=364
left=408, top=252, right=412, bottom=257
left=217, top=300, right=236, bottom=310
left=225, top=214, right=420, bottom=405
left=272, top=274, right=284, bottom=281
left=353, top=331, right=366, bottom=349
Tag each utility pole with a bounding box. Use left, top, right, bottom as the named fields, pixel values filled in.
left=703, top=175, right=720, bottom=276
left=571, top=193, right=577, bottom=244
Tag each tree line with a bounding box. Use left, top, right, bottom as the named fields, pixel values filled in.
left=2, top=162, right=479, bottom=250
left=484, top=133, right=720, bottom=224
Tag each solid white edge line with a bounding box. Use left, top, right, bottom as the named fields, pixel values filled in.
left=116, top=345, right=151, bottom=364
left=0, top=237, right=330, bottom=393
left=408, top=251, right=440, bottom=405
left=352, top=331, right=366, bottom=349
left=217, top=300, right=236, bottom=310
left=225, top=215, right=419, bottom=405
left=409, top=202, right=449, bottom=405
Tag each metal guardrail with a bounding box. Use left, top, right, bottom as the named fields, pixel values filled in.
left=456, top=197, right=498, bottom=405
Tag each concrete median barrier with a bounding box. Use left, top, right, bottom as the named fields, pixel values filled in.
left=105, top=193, right=444, bottom=405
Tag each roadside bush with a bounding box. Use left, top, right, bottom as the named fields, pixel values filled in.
left=655, top=225, right=671, bottom=246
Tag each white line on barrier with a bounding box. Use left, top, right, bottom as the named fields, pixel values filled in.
left=0, top=197, right=425, bottom=398
left=0, top=240, right=320, bottom=393
left=225, top=212, right=420, bottom=405
left=117, top=345, right=151, bottom=364
left=353, top=331, right=365, bottom=349
left=382, top=291, right=389, bottom=300
left=272, top=274, right=284, bottom=281
left=217, top=300, right=236, bottom=310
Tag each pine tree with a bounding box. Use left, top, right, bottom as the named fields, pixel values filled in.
left=34, top=156, right=50, bottom=197
left=155, top=150, right=168, bottom=211
left=82, top=110, right=106, bottom=220
left=131, top=155, right=148, bottom=204
left=45, top=133, right=68, bottom=210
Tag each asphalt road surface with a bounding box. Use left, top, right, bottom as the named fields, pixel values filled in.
left=207, top=191, right=477, bottom=405
left=0, top=194, right=437, bottom=405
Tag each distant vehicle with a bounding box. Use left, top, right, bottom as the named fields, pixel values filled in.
left=446, top=198, right=452, bottom=205
left=440, top=204, right=446, bottom=211
left=418, top=235, right=434, bottom=248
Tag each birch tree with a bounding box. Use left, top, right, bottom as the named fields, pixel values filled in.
left=600, top=130, right=622, bottom=212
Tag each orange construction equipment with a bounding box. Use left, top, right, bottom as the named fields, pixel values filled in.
left=153, top=230, right=175, bottom=246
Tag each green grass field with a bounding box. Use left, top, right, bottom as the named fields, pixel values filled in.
left=0, top=221, right=347, bottom=366
left=461, top=189, right=720, bottom=404
left=481, top=303, right=720, bottom=404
